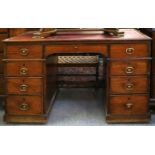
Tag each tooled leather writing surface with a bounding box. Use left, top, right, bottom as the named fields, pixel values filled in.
left=3, top=29, right=151, bottom=43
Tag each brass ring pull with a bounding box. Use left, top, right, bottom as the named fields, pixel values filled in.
left=125, top=102, right=133, bottom=109
left=19, top=84, right=28, bottom=92
left=19, top=102, right=29, bottom=111
left=20, top=48, right=29, bottom=56
left=20, top=67, right=28, bottom=75
left=125, top=66, right=134, bottom=74
left=126, top=48, right=134, bottom=55
left=126, top=83, right=134, bottom=91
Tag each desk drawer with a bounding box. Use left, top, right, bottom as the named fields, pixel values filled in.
left=0, top=52, right=3, bottom=73
left=6, top=45, right=42, bottom=59
left=110, top=76, right=149, bottom=94
left=109, top=60, right=149, bottom=75
left=110, top=44, right=149, bottom=58
left=6, top=78, right=43, bottom=95
left=5, top=61, right=44, bottom=76
left=109, top=95, right=148, bottom=115
left=45, top=44, right=108, bottom=56
left=6, top=96, right=43, bottom=115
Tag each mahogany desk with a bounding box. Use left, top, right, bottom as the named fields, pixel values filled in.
left=2, top=29, right=151, bottom=123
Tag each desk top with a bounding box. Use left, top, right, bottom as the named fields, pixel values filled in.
left=3, top=29, right=151, bottom=43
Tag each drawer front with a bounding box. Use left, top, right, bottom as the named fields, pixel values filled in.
left=109, top=95, right=148, bottom=115
left=0, top=52, right=3, bottom=73
left=5, top=61, right=44, bottom=76
left=109, top=60, right=149, bottom=75
left=0, top=28, right=8, bottom=33
left=110, top=44, right=149, bottom=58
left=0, top=34, right=8, bottom=51
left=6, top=78, right=43, bottom=94
left=45, top=44, right=108, bottom=56
left=6, top=45, right=42, bottom=59
left=6, top=96, right=43, bottom=115
left=0, top=75, right=4, bottom=95
left=110, top=76, right=149, bottom=94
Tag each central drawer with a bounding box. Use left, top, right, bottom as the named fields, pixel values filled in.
left=5, top=61, right=44, bottom=76
left=6, top=45, right=42, bottom=59
left=109, top=95, right=148, bottom=115
left=6, top=78, right=43, bottom=95
left=6, top=96, right=43, bottom=115
left=109, top=60, right=149, bottom=75
left=110, top=76, right=149, bottom=94
left=45, top=44, right=108, bottom=56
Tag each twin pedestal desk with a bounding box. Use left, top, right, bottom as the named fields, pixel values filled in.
left=2, top=29, right=151, bottom=123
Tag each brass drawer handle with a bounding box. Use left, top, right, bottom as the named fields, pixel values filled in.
left=74, top=46, right=78, bottom=49
left=20, top=67, right=28, bottom=75
left=126, top=83, right=134, bottom=91
left=19, top=84, right=28, bottom=92
left=125, top=103, right=133, bottom=109
left=125, top=66, right=134, bottom=74
left=19, top=102, right=29, bottom=111
left=126, top=48, right=134, bottom=55
left=20, top=48, right=29, bottom=56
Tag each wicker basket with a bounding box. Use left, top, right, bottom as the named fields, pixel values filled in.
left=58, top=56, right=99, bottom=64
